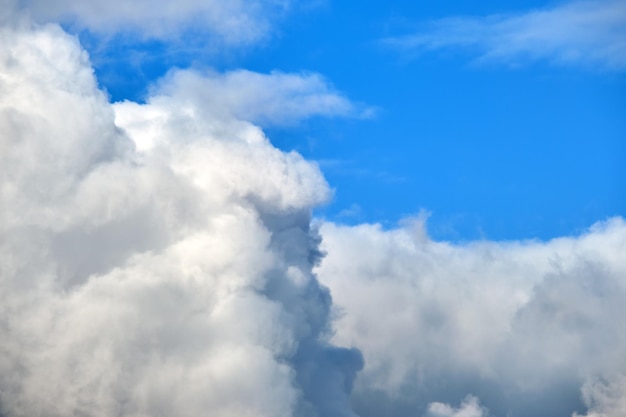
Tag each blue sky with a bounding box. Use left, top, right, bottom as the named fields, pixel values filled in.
left=80, top=0, right=626, bottom=242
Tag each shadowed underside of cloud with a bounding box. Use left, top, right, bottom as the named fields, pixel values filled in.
left=317, top=217, right=626, bottom=417
left=383, top=0, right=626, bottom=70
left=0, top=13, right=363, bottom=417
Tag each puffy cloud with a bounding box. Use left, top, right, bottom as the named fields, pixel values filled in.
left=115, top=68, right=367, bottom=134
left=3, top=3, right=624, bottom=417
left=14, top=0, right=291, bottom=44
left=0, top=14, right=362, bottom=417
left=575, top=375, right=626, bottom=417
left=425, top=396, right=487, bottom=417
left=383, top=0, right=626, bottom=70
left=316, top=216, right=626, bottom=417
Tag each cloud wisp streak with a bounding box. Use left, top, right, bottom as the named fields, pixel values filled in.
left=132, top=68, right=370, bottom=129
left=14, top=0, right=291, bottom=44
left=383, top=0, right=626, bottom=70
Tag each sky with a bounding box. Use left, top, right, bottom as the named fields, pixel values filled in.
left=1, top=1, right=625, bottom=417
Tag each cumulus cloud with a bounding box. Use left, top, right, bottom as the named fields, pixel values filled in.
left=383, top=0, right=626, bottom=70
left=0, top=13, right=362, bottom=417
left=3, top=3, right=625, bottom=417
left=14, top=0, right=291, bottom=43
left=316, top=216, right=626, bottom=417
left=425, top=396, right=487, bottom=417
left=575, top=375, right=626, bottom=417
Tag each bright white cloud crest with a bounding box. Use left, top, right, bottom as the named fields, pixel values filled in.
left=425, top=396, right=487, bottom=417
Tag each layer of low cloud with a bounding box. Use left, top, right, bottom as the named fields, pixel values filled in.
left=317, top=216, right=626, bottom=417
left=0, top=13, right=362, bottom=417
left=13, top=0, right=291, bottom=44
left=384, top=0, right=626, bottom=70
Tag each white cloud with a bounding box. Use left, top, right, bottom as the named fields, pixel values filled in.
left=120, top=68, right=368, bottom=131
left=0, top=15, right=362, bottom=417
left=575, top=375, right=626, bottom=417
left=15, top=0, right=291, bottom=44
left=316, top=216, right=626, bottom=417
left=384, top=0, right=626, bottom=70
left=3, top=4, right=625, bottom=417
left=425, top=396, right=487, bottom=417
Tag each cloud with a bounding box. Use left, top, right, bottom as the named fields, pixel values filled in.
left=316, top=216, right=626, bottom=417
left=2, top=3, right=624, bottom=417
left=383, top=0, right=626, bottom=70
left=0, top=14, right=362, bottom=417
left=116, top=68, right=368, bottom=131
left=575, top=374, right=626, bottom=417
left=14, top=0, right=291, bottom=44
left=425, top=396, right=487, bottom=417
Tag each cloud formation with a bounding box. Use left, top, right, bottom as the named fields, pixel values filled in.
left=317, top=216, right=626, bottom=417
left=2, top=3, right=625, bottom=417
left=0, top=13, right=362, bottom=417
left=425, top=396, right=487, bottom=417
left=14, top=0, right=291, bottom=43
left=116, top=68, right=367, bottom=132
left=384, top=0, right=626, bottom=70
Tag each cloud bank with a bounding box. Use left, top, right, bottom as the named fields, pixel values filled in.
left=384, top=0, right=626, bottom=70
left=316, top=217, right=626, bottom=417
left=0, top=13, right=362, bottom=417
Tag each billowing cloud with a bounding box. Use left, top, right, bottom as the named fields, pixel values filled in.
left=383, top=0, right=626, bottom=70
left=0, top=13, right=362, bottom=417
left=316, top=216, right=626, bottom=417
left=425, top=396, right=487, bottom=417
left=14, top=0, right=291, bottom=43
left=3, top=2, right=625, bottom=417
left=575, top=374, right=626, bottom=417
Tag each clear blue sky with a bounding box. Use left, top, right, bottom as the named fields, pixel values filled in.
left=82, top=0, right=625, bottom=241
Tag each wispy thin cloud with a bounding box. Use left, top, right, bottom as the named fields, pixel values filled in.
left=150, top=69, right=372, bottom=126
left=15, top=0, right=291, bottom=44
left=383, top=0, right=626, bottom=70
